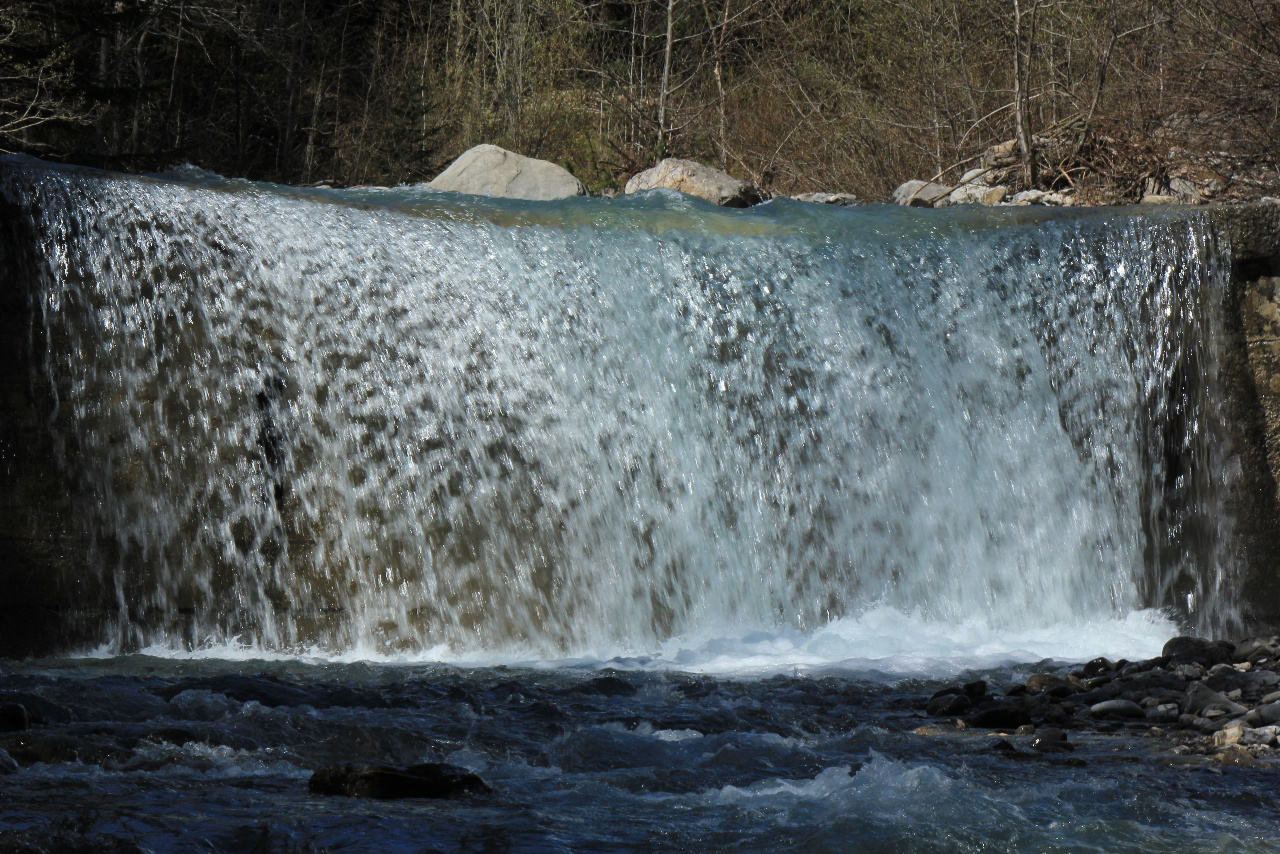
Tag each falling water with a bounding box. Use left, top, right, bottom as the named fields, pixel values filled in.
left=0, top=156, right=1237, bottom=658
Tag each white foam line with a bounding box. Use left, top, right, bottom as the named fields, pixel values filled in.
left=73, top=606, right=1180, bottom=679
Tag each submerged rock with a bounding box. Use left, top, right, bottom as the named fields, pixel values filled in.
left=0, top=703, right=29, bottom=732
left=0, top=733, right=133, bottom=768
left=428, top=144, right=585, bottom=201
left=308, top=762, right=491, bottom=800
left=1029, top=728, right=1073, bottom=752
left=624, top=159, right=763, bottom=207
left=967, top=705, right=1031, bottom=729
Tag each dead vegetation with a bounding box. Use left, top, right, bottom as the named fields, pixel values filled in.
left=0, top=1, right=1277, bottom=201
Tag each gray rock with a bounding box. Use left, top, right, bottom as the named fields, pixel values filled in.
left=1145, top=703, right=1180, bottom=724
left=1195, top=716, right=1226, bottom=733
left=1140, top=194, right=1180, bottom=205
left=960, top=168, right=992, bottom=185
left=893, top=180, right=953, bottom=207
left=1262, top=690, right=1280, bottom=705
left=1174, top=663, right=1205, bottom=680
left=1232, top=637, right=1280, bottom=662
left=982, top=140, right=1018, bottom=168
left=1205, top=203, right=1280, bottom=263
left=1011, top=189, right=1047, bottom=205
left=1184, top=681, right=1248, bottom=716
left=1257, top=701, right=1280, bottom=725
left=947, top=184, right=1007, bottom=206
left=624, top=159, right=762, bottom=207
left=428, top=144, right=585, bottom=201
left=309, top=762, right=491, bottom=799
left=1090, top=699, right=1145, bottom=719
left=791, top=192, right=859, bottom=206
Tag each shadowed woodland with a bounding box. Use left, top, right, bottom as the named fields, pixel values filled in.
left=1, top=0, right=1279, bottom=200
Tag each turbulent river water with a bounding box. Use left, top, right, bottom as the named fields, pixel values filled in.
left=0, top=157, right=1274, bottom=852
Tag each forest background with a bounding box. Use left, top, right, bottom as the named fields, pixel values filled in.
left=1, top=0, right=1278, bottom=202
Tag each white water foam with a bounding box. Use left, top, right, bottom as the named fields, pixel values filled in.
left=99, top=605, right=1178, bottom=679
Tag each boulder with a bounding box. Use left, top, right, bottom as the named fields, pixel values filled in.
left=429, top=144, right=585, bottom=201
left=1011, top=190, right=1047, bottom=205
left=309, top=762, right=491, bottom=800
left=1162, top=636, right=1233, bottom=667
left=893, top=180, right=953, bottom=207
left=1145, top=703, right=1180, bottom=724
left=946, top=184, right=1007, bottom=206
left=1184, top=681, right=1248, bottom=717
left=982, top=140, right=1019, bottom=168
left=791, top=192, right=859, bottom=206
left=624, top=159, right=762, bottom=207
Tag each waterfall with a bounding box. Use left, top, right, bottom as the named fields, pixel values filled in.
left=0, top=156, right=1238, bottom=657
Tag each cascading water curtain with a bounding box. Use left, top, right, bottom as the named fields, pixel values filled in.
left=0, top=156, right=1241, bottom=655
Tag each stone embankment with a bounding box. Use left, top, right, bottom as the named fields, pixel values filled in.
left=924, top=635, right=1280, bottom=767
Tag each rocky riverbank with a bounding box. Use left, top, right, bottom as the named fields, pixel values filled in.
left=923, top=635, right=1280, bottom=768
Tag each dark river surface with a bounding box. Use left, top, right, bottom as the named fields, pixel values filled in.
left=1, top=653, right=1277, bottom=853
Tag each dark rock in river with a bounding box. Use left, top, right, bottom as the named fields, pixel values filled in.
left=0, top=703, right=30, bottom=732
left=963, top=680, right=988, bottom=699
left=967, top=705, right=1032, bottom=729
left=1029, top=728, right=1073, bottom=752
left=157, top=674, right=390, bottom=709
left=0, top=733, right=133, bottom=768
left=927, top=693, right=973, bottom=716
left=1162, top=637, right=1234, bottom=667
left=1025, top=673, right=1071, bottom=694
left=1080, top=657, right=1117, bottom=677
left=309, top=762, right=491, bottom=799
left=579, top=675, right=638, bottom=697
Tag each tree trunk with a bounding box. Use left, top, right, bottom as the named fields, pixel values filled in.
left=657, top=0, right=675, bottom=159
left=1011, top=0, right=1037, bottom=187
